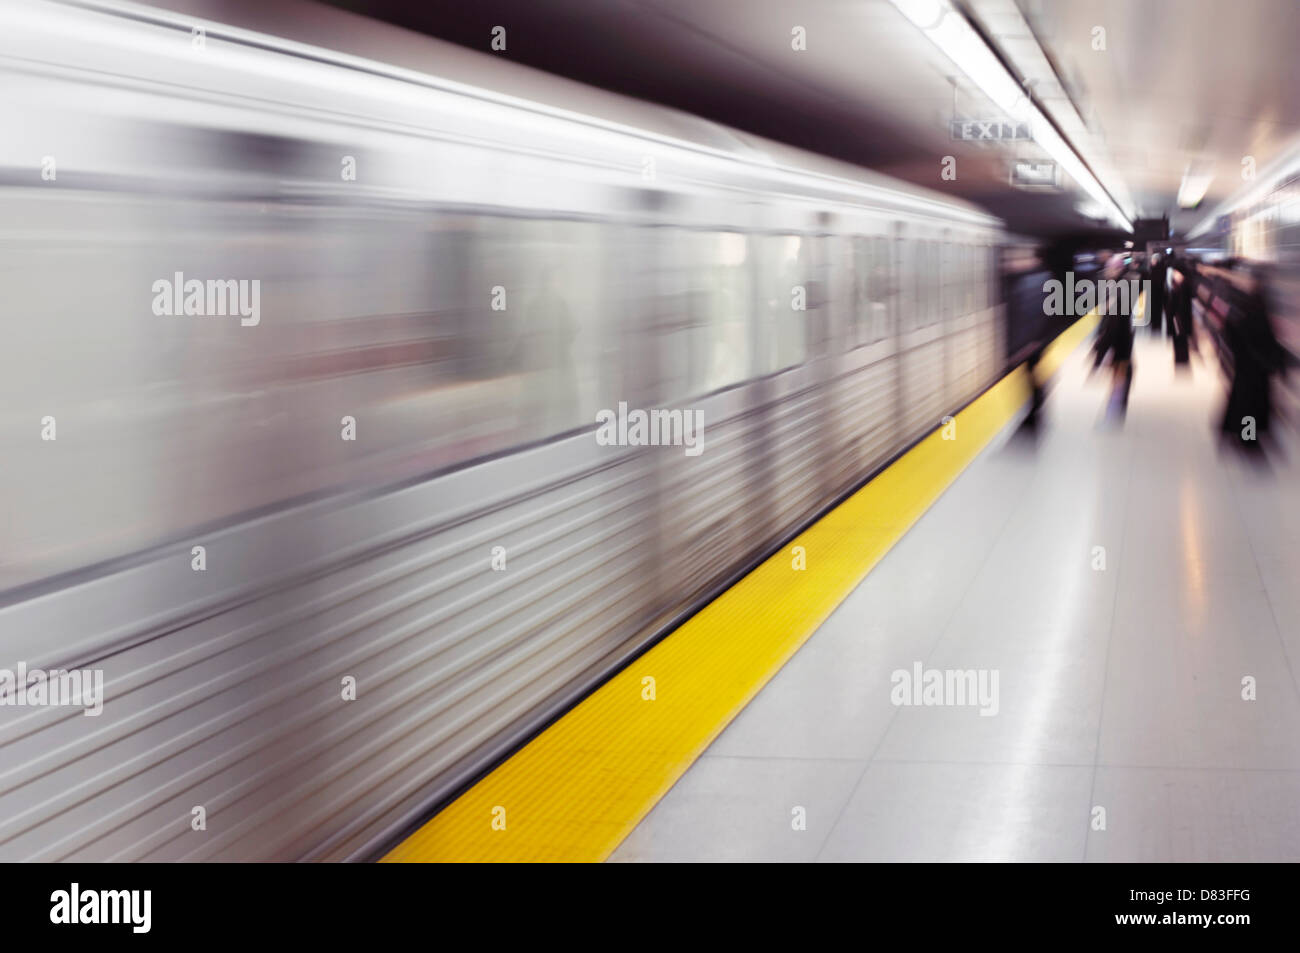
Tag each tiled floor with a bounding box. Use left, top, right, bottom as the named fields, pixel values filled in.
left=610, top=333, right=1300, bottom=862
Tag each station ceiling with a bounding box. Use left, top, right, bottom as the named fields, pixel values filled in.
left=320, top=0, right=1300, bottom=241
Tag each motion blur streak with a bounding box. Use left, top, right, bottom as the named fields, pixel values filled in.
left=0, top=0, right=1006, bottom=861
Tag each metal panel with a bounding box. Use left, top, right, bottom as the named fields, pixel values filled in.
left=898, top=338, right=947, bottom=443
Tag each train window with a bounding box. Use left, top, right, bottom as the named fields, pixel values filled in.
left=850, top=237, right=871, bottom=347
left=899, top=240, right=913, bottom=332
left=896, top=235, right=913, bottom=331
left=674, top=229, right=752, bottom=395
left=979, top=245, right=989, bottom=310
left=952, top=242, right=963, bottom=316
left=0, top=205, right=628, bottom=594
left=870, top=236, right=890, bottom=343
left=931, top=241, right=942, bottom=324
left=925, top=237, right=935, bottom=327
left=954, top=242, right=965, bottom=319
left=926, top=240, right=938, bottom=327
left=911, top=241, right=928, bottom=331
left=932, top=240, right=942, bottom=322
left=759, top=234, right=809, bottom=371
left=947, top=241, right=956, bottom=318
left=927, top=241, right=937, bottom=325
left=957, top=243, right=968, bottom=316
left=932, top=240, right=944, bottom=325
left=957, top=244, right=968, bottom=315
left=950, top=242, right=961, bottom=316
left=986, top=245, right=996, bottom=308
left=942, top=242, right=953, bottom=322
left=958, top=243, right=967, bottom=315
left=472, top=216, right=619, bottom=439
left=941, top=241, right=951, bottom=323
left=946, top=239, right=956, bottom=321
left=907, top=241, right=920, bottom=331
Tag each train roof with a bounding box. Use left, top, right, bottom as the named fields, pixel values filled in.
left=62, top=0, right=1001, bottom=228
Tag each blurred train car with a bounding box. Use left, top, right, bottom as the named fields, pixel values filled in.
left=0, top=0, right=1009, bottom=860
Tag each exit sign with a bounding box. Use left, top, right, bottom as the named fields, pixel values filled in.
left=950, top=119, right=1032, bottom=141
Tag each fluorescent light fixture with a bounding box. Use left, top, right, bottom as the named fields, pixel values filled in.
left=1177, top=160, right=1214, bottom=209
left=1075, top=200, right=1107, bottom=220
left=890, top=0, right=1133, bottom=232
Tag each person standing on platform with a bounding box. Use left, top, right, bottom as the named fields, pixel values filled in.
left=1092, top=254, right=1135, bottom=422
left=1220, top=264, right=1287, bottom=454
left=1167, top=261, right=1195, bottom=367
left=1148, top=251, right=1167, bottom=336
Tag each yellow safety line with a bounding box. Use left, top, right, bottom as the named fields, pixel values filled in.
left=384, top=312, right=1098, bottom=863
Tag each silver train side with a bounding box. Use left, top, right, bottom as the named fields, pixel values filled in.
left=0, top=0, right=1008, bottom=860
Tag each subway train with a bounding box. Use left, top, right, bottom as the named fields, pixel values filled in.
left=0, top=0, right=1010, bottom=860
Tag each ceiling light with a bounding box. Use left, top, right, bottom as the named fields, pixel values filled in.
left=1177, top=160, right=1215, bottom=209
left=889, top=0, right=1133, bottom=232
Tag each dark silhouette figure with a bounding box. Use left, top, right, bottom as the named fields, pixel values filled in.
left=1167, top=262, right=1195, bottom=367
left=1148, top=253, right=1167, bottom=336
left=1091, top=256, right=1135, bottom=422
left=1220, top=269, right=1286, bottom=454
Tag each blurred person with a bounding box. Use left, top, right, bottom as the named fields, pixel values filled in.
left=1020, top=342, right=1047, bottom=439
left=1005, top=247, right=1051, bottom=446
left=1167, top=260, right=1195, bottom=367
left=1090, top=253, right=1135, bottom=423
left=1148, top=251, right=1167, bottom=336
left=1007, top=333, right=1047, bottom=444
left=1219, top=265, right=1287, bottom=454
left=1005, top=250, right=1053, bottom=359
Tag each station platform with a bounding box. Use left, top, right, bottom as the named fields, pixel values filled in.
left=386, top=322, right=1300, bottom=862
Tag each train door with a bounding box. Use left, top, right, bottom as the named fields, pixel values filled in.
left=945, top=236, right=962, bottom=408
left=807, top=223, right=841, bottom=503
left=889, top=220, right=908, bottom=457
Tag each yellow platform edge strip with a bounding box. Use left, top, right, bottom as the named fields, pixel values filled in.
left=383, top=313, right=1098, bottom=863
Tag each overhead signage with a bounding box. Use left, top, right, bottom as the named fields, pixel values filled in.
left=949, top=119, right=1032, bottom=141
left=1011, top=159, right=1058, bottom=188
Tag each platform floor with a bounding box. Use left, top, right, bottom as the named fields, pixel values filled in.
left=611, top=333, right=1300, bottom=862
